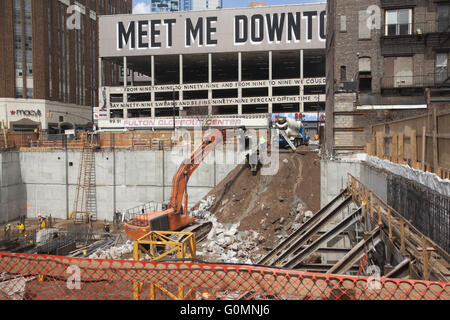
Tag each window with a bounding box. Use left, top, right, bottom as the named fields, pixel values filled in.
left=359, top=11, right=371, bottom=39
left=13, top=0, right=23, bottom=98
left=359, top=57, right=372, bottom=92
left=385, top=9, right=412, bottom=36
left=438, top=4, right=450, bottom=32
left=436, top=53, right=449, bottom=84
left=383, top=57, right=413, bottom=88
left=340, top=15, right=347, bottom=32
left=340, top=66, right=346, bottom=82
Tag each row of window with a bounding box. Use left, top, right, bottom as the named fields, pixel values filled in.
left=343, top=4, right=450, bottom=38
left=14, top=0, right=33, bottom=99
left=340, top=53, right=449, bottom=92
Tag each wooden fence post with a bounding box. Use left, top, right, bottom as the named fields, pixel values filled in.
left=392, top=133, right=398, bottom=164
left=411, top=129, right=417, bottom=169
left=422, top=237, right=429, bottom=281
left=433, top=129, right=439, bottom=174
left=398, top=132, right=404, bottom=164
left=422, top=126, right=426, bottom=171
left=366, top=143, right=372, bottom=156
left=376, top=132, right=384, bottom=158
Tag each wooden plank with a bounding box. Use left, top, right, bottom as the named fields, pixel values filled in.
left=422, top=237, right=429, bottom=281
left=388, top=208, right=393, bottom=240
left=366, top=143, right=372, bottom=156
left=376, top=132, right=383, bottom=158
left=398, top=132, right=404, bottom=164
left=377, top=199, right=382, bottom=227
left=392, top=133, right=398, bottom=164
left=400, top=219, right=406, bottom=255
left=433, top=130, right=439, bottom=174
left=411, top=129, right=417, bottom=168
left=422, top=127, right=426, bottom=171
left=371, top=135, right=376, bottom=156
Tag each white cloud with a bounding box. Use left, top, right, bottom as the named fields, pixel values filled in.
left=133, top=1, right=151, bottom=14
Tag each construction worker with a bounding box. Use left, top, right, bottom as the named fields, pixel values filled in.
left=16, top=223, right=24, bottom=235
left=104, top=222, right=110, bottom=234
left=69, top=211, right=73, bottom=220
left=88, top=212, right=93, bottom=227
left=40, top=217, right=46, bottom=229
left=4, top=224, right=11, bottom=240
left=259, top=135, right=267, bottom=153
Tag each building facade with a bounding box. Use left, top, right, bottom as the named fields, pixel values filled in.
left=149, top=1, right=222, bottom=13
left=97, top=4, right=327, bottom=131
left=191, top=0, right=221, bottom=11
left=150, top=0, right=180, bottom=12
left=325, top=0, right=450, bottom=156
left=0, top=0, right=132, bottom=132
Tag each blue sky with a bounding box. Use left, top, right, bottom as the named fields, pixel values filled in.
left=132, top=0, right=323, bottom=13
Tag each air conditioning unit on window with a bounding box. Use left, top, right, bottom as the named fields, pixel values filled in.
left=339, top=81, right=358, bottom=92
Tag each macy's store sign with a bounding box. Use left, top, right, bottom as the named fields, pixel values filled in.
left=10, top=109, right=42, bottom=118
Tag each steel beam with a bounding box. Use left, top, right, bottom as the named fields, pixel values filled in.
left=327, top=227, right=382, bottom=275
left=258, top=189, right=350, bottom=266
left=285, top=207, right=362, bottom=269
left=271, top=195, right=354, bottom=266
left=384, top=258, right=411, bottom=279
left=296, top=263, right=360, bottom=273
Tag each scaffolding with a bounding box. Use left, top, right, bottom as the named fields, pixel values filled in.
left=133, top=231, right=196, bottom=300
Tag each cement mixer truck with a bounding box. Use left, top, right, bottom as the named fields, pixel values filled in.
left=274, top=116, right=309, bottom=149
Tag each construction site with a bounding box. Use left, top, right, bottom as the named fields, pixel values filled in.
left=0, top=0, right=449, bottom=302
left=0, top=123, right=449, bottom=300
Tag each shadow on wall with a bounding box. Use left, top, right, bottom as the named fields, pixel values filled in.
left=0, top=152, right=26, bottom=224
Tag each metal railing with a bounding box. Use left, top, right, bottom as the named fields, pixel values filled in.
left=121, top=201, right=160, bottom=223
left=381, top=20, right=450, bottom=37
left=381, top=74, right=450, bottom=90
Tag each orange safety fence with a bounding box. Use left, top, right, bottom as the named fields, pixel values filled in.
left=0, top=252, right=448, bottom=300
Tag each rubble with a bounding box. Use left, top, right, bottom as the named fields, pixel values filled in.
left=191, top=196, right=215, bottom=219
left=88, top=240, right=134, bottom=260
left=198, top=215, right=262, bottom=264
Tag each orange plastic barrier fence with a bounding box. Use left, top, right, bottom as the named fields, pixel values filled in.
left=0, top=252, right=448, bottom=300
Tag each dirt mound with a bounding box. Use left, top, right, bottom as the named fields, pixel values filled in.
left=198, top=148, right=321, bottom=251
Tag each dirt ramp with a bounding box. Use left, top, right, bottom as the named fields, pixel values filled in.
left=199, top=149, right=320, bottom=250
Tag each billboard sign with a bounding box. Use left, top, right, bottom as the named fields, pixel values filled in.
left=99, top=3, right=326, bottom=57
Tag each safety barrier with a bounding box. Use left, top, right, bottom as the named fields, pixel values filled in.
left=0, top=252, right=448, bottom=300
left=348, top=174, right=450, bottom=282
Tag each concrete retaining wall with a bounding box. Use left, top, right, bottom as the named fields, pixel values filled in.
left=0, top=152, right=26, bottom=223
left=0, top=149, right=239, bottom=222
left=320, top=159, right=389, bottom=208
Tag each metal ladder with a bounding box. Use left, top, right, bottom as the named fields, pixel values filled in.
left=73, top=135, right=98, bottom=224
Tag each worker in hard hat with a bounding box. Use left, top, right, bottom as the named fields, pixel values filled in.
left=16, top=223, right=24, bottom=234
left=40, top=217, right=46, bottom=229
left=259, top=135, right=267, bottom=153
left=69, top=211, right=73, bottom=220
left=4, top=224, right=11, bottom=240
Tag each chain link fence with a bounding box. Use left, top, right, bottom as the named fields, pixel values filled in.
left=0, top=252, right=448, bottom=300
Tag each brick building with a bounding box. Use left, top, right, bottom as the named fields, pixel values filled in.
left=0, top=0, right=132, bottom=133
left=325, top=0, right=450, bottom=157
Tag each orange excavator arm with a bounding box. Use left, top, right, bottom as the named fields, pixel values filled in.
left=169, top=130, right=224, bottom=215
left=124, top=130, right=226, bottom=240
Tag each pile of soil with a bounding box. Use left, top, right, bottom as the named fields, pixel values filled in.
left=198, top=147, right=321, bottom=250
